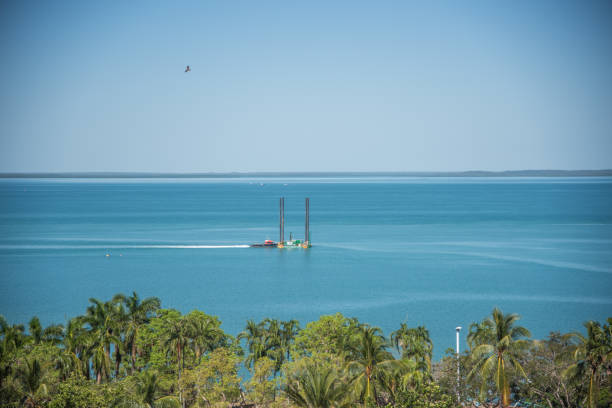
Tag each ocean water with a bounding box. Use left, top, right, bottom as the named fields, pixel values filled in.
left=1, top=177, right=611, bottom=358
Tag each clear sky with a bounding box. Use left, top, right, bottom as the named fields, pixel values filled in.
left=1, top=0, right=611, bottom=172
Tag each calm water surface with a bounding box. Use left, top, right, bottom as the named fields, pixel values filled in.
left=1, top=177, right=611, bottom=357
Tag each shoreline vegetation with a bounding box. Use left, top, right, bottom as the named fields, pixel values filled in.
left=1, top=170, right=612, bottom=178
left=1, top=293, right=610, bottom=408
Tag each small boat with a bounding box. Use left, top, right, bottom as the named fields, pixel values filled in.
left=251, top=239, right=277, bottom=248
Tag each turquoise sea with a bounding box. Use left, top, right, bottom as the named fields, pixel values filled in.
left=1, top=177, right=611, bottom=358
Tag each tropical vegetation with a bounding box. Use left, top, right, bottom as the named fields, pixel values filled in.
left=0, top=293, right=610, bottom=407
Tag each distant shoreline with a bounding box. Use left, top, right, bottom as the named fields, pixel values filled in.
left=1, top=170, right=612, bottom=178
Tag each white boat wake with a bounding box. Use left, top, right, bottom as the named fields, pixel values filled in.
left=0, top=244, right=251, bottom=250
left=140, top=245, right=250, bottom=249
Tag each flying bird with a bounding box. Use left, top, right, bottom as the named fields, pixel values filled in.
left=185, top=65, right=191, bottom=73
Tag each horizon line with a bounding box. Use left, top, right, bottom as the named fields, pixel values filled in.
left=1, top=169, right=612, bottom=178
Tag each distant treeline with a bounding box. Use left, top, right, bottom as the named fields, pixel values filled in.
left=2, top=170, right=612, bottom=178
left=1, top=293, right=610, bottom=408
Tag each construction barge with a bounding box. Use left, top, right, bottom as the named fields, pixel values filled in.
left=251, top=197, right=311, bottom=249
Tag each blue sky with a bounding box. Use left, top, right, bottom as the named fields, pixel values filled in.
left=1, top=0, right=611, bottom=172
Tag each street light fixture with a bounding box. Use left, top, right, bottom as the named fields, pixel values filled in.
left=455, top=326, right=462, bottom=404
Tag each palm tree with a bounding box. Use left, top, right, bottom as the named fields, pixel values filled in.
left=137, top=371, right=160, bottom=407
left=16, top=358, right=49, bottom=408
left=42, top=323, right=64, bottom=346
left=83, top=298, right=122, bottom=383
left=163, top=317, right=189, bottom=408
left=58, top=317, right=89, bottom=380
left=390, top=323, right=433, bottom=373
left=467, top=308, right=531, bottom=407
left=134, top=370, right=180, bottom=408
left=185, top=312, right=224, bottom=365
left=1, top=316, right=29, bottom=389
left=238, top=319, right=267, bottom=371
left=467, top=320, right=496, bottom=350
left=115, top=292, right=161, bottom=374
left=378, top=358, right=429, bottom=399
left=28, top=317, right=64, bottom=346
left=246, top=341, right=269, bottom=373
left=565, top=319, right=612, bottom=408
left=345, top=326, right=396, bottom=404
left=238, top=318, right=299, bottom=375
left=28, top=317, right=43, bottom=345
left=284, top=363, right=349, bottom=408
left=264, top=318, right=288, bottom=374
left=1, top=317, right=28, bottom=354
left=164, top=318, right=189, bottom=375
left=282, top=319, right=301, bottom=360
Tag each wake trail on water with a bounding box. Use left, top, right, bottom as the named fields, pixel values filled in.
left=133, top=245, right=251, bottom=248
left=0, top=244, right=251, bottom=250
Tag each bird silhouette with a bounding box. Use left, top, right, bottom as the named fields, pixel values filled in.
left=185, top=65, right=191, bottom=73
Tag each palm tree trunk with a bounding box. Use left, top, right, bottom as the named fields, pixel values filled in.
left=176, top=343, right=181, bottom=381
left=366, top=365, right=373, bottom=402
left=501, top=357, right=509, bottom=407
left=182, top=345, right=186, bottom=408
left=105, top=346, right=111, bottom=379
left=589, top=368, right=595, bottom=408
left=177, top=343, right=185, bottom=408
left=130, top=340, right=136, bottom=374
left=131, top=327, right=138, bottom=374
left=115, top=346, right=121, bottom=378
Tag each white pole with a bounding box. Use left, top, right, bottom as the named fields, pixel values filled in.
left=456, top=327, right=461, bottom=355
left=456, top=326, right=462, bottom=404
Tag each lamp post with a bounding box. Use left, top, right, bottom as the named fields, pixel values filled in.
left=456, top=326, right=462, bottom=404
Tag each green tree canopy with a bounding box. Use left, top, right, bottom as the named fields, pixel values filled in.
left=467, top=307, right=531, bottom=407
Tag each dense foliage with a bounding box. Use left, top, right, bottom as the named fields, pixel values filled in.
left=1, top=293, right=610, bottom=407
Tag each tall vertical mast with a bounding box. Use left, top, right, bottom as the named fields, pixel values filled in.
left=305, top=197, right=309, bottom=244
left=279, top=197, right=285, bottom=244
